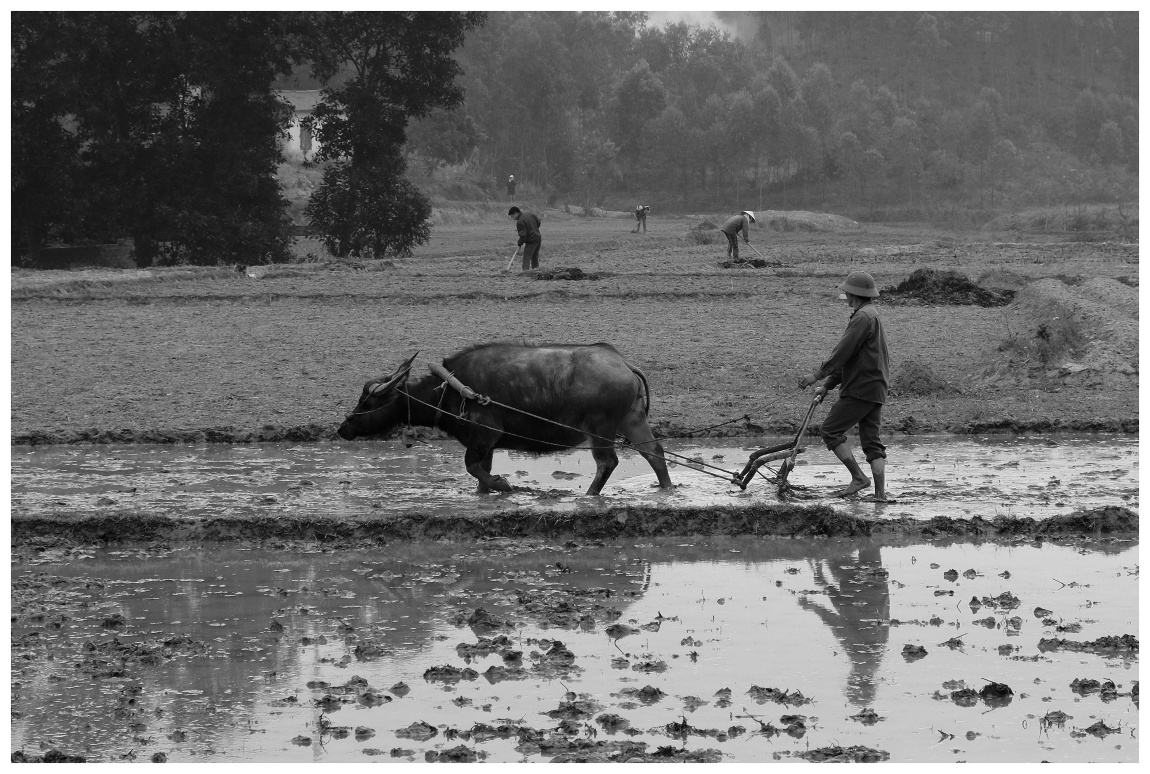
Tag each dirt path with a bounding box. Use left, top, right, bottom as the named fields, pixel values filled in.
left=10, top=217, right=1138, bottom=445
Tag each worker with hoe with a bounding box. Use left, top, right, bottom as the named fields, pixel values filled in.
left=720, top=210, right=755, bottom=260
left=632, top=204, right=651, bottom=233
left=508, top=206, right=542, bottom=271
left=507, top=173, right=516, bottom=198
left=797, top=270, right=890, bottom=501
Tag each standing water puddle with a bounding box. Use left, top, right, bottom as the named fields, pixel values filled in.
left=11, top=538, right=1138, bottom=762
left=10, top=434, right=1139, bottom=520
left=11, top=434, right=1138, bottom=761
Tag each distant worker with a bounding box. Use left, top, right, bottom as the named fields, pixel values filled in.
left=632, top=204, right=651, bottom=233
left=508, top=206, right=542, bottom=271
left=720, top=210, right=755, bottom=260
left=797, top=271, right=890, bottom=501
left=507, top=174, right=516, bottom=198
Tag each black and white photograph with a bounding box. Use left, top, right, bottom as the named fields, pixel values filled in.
left=9, top=10, right=1138, bottom=763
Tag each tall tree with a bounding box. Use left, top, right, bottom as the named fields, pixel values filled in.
left=13, top=11, right=299, bottom=266
left=11, top=13, right=82, bottom=262
left=304, top=11, right=485, bottom=257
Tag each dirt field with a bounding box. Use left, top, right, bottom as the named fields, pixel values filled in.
left=9, top=212, right=1139, bottom=445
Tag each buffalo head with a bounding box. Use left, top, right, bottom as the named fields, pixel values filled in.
left=337, top=352, right=418, bottom=440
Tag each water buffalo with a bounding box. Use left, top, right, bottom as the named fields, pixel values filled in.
left=337, top=343, right=674, bottom=495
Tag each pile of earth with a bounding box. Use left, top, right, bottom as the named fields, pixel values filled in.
left=719, top=258, right=785, bottom=269
left=890, top=360, right=959, bottom=396
left=881, top=268, right=1015, bottom=306
left=693, top=211, right=859, bottom=233
left=756, top=210, right=861, bottom=232
left=533, top=267, right=600, bottom=281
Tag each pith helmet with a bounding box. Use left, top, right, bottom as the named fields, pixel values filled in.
left=742, top=210, right=756, bottom=223
left=839, top=270, right=879, bottom=298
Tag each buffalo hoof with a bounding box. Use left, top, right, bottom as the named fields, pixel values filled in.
left=479, top=476, right=513, bottom=494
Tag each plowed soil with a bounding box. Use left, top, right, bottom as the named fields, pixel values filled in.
left=10, top=214, right=1138, bottom=445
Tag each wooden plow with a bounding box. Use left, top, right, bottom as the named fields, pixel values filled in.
left=733, top=393, right=824, bottom=491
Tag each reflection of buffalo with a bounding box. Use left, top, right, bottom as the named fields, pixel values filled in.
left=797, top=542, right=890, bottom=707
left=12, top=543, right=658, bottom=756
left=337, top=344, right=673, bottom=495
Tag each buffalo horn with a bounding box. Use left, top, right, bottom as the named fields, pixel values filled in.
left=372, top=351, right=420, bottom=394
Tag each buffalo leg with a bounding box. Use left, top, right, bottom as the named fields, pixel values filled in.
left=465, top=446, right=511, bottom=493
left=587, top=445, right=620, bottom=495
left=619, top=415, right=674, bottom=489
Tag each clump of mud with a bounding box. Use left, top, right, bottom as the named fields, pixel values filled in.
left=891, top=360, right=959, bottom=396
left=1037, top=634, right=1138, bottom=655
left=881, top=268, right=1015, bottom=306
left=799, top=745, right=889, bottom=762
left=719, top=258, right=785, bottom=269
left=747, top=685, right=812, bottom=706
left=533, top=267, right=600, bottom=281
left=11, top=750, right=88, bottom=763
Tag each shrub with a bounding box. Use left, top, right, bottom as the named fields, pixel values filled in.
left=997, top=299, right=1087, bottom=366
left=307, top=161, right=432, bottom=258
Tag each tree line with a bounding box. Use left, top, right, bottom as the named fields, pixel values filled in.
left=424, top=11, right=1136, bottom=216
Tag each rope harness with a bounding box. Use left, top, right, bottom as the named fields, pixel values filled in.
left=344, top=366, right=808, bottom=487
left=412, top=369, right=745, bottom=484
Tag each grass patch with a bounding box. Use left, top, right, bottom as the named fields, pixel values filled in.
left=983, top=202, right=1139, bottom=241
left=997, top=297, right=1087, bottom=366
left=686, top=229, right=722, bottom=245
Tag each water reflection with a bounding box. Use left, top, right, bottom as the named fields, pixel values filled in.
left=796, top=543, right=890, bottom=706
left=11, top=537, right=1138, bottom=763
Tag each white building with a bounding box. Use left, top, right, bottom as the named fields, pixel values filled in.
left=279, top=90, right=322, bottom=161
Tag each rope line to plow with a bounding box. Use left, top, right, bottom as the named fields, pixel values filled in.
left=655, top=392, right=794, bottom=439
left=394, top=388, right=744, bottom=483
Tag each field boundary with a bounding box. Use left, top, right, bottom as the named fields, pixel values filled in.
left=11, top=505, right=1136, bottom=547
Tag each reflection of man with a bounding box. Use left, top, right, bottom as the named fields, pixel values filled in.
left=797, top=543, right=890, bottom=707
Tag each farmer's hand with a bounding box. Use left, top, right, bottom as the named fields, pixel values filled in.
left=797, top=374, right=818, bottom=390
left=813, top=385, right=828, bottom=402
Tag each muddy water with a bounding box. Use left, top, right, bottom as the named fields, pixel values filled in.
left=10, top=434, right=1138, bottom=521
left=11, top=538, right=1137, bottom=762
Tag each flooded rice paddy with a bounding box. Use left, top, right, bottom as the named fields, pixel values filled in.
left=10, top=434, right=1139, bottom=522
left=11, top=537, right=1138, bottom=762
left=10, top=434, right=1139, bottom=762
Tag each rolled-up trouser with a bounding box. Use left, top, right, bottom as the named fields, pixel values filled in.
left=521, top=240, right=540, bottom=270
left=818, top=396, right=886, bottom=462
left=724, top=231, right=738, bottom=258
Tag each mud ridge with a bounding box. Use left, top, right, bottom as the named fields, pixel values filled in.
left=10, top=505, right=1135, bottom=547
left=11, top=415, right=1138, bottom=446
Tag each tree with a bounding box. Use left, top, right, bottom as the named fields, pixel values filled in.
left=304, top=11, right=485, bottom=257
left=1097, top=121, right=1124, bottom=167
left=406, top=107, right=485, bottom=174
left=11, top=13, right=83, bottom=263
left=612, top=60, right=667, bottom=162
left=963, top=98, right=998, bottom=207
left=987, top=137, right=1019, bottom=206
left=572, top=132, right=621, bottom=214
left=885, top=116, right=923, bottom=203
left=13, top=12, right=299, bottom=266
